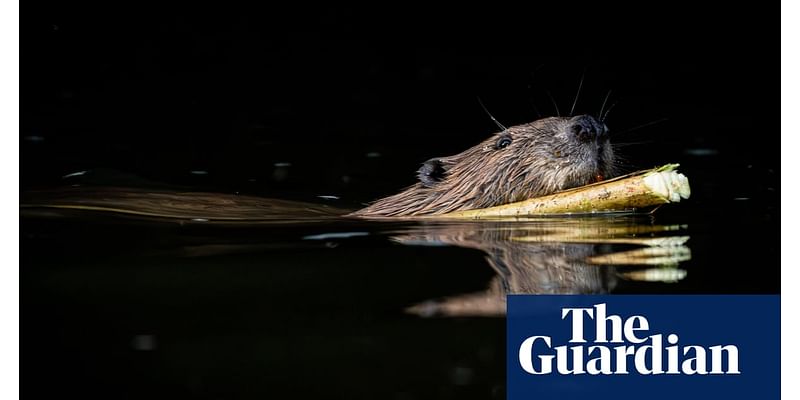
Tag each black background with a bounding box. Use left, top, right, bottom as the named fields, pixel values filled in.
left=22, top=3, right=778, bottom=205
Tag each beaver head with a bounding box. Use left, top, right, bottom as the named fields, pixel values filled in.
left=352, top=115, right=615, bottom=216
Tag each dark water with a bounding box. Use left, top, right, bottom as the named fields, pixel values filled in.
left=21, top=185, right=777, bottom=399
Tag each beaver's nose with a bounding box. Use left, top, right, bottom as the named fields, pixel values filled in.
left=569, top=115, right=608, bottom=143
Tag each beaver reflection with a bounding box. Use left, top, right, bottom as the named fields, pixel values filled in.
left=398, top=220, right=690, bottom=317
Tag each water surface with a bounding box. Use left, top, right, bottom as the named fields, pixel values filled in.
left=22, top=192, right=777, bottom=399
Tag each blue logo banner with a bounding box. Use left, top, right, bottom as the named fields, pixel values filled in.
left=507, top=295, right=779, bottom=400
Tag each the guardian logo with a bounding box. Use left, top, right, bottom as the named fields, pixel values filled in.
left=518, top=303, right=740, bottom=375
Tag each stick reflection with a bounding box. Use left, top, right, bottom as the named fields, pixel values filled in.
left=396, top=218, right=691, bottom=317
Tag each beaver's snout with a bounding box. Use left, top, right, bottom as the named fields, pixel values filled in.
left=569, top=115, right=609, bottom=143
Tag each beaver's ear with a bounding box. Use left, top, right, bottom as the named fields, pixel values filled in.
left=417, top=158, right=448, bottom=187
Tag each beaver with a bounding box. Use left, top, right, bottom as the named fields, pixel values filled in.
left=21, top=114, right=615, bottom=221
left=350, top=114, right=615, bottom=217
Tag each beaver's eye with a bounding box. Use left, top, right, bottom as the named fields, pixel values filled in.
left=496, top=136, right=512, bottom=149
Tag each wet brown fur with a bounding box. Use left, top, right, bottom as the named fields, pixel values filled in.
left=350, top=116, right=615, bottom=217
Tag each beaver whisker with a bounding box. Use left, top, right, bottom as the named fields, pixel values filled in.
left=477, top=97, right=508, bottom=132
left=611, top=141, right=653, bottom=147
left=546, top=90, right=561, bottom=117
left=601, top=101, right=618, bottom=122
left=599, top=89, right=613, bottom=119
left=614, top=117, right=669, bottom=137
left=528, top=98, right=543, bottom=119
left=569, top=68, right=587, bottom=117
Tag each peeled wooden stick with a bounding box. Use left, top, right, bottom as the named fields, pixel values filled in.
left=439, top=164, right=690, bottom=219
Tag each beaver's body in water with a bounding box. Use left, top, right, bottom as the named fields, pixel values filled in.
left=350, top=114, right=614, bottom=217
left=21, top=114, right=615, bottom=220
